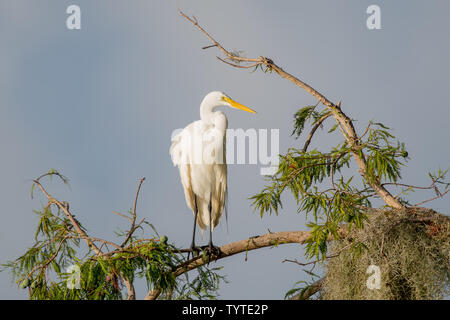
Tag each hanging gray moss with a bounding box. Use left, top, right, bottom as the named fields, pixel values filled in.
left=321, top=207, right=449, bottom=300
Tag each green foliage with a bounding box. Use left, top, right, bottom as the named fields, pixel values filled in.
left=364, top=122, right=408, bottom=184
left=1, top=171, right=225, bottom=300
left=428, top=168, right=450, bottom=194
left=173, top=266, right=227, bottom=300
left=251, top=104, right=448, bottom=264
left=250, top=103, right=449, bottom=299
left=291, top=104, right=328, bottom=139
left=284, top=280, right=310, bottom=300
left=251, top=142, right=370, bottom=260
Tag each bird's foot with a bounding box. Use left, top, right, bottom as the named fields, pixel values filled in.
left=187, top=244, right=202, bottom=261
left=201, top=243, right=221, bottom=265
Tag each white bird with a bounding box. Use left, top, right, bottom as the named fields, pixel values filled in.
left=170, top=91, right=256, bottom=258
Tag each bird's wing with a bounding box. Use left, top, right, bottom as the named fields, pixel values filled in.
left=211, top=133, right=227, bottom=230
left=170, top=121, right=212, bottom=230
left=170, top=123, right=197, bottom=216
left=170, top=120, right=211, bottom=166
left=169, top=124, right=191, bottom=166
left=170, top=120, right=227, bottom=231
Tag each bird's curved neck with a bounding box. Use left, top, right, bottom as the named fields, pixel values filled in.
left=200, top=97, right=220, bottom=121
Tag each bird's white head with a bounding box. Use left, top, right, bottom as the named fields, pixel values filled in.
left=201, top=91, right=256, bottom=118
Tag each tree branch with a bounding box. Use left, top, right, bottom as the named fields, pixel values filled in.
left=413, top=189, right=449, bottom=207
left=145, top=230, right=314, bottom=300
left=33, top=178, right=102, bottom=255
left=121, top=177, right=146, bottom=248
left=33, top=173, right=137, bottom=300
left=302, top=111, right=332, bottom=152
left=178, top=9, right=261, bottom=64
left=179, top=10, right=405, bottom=210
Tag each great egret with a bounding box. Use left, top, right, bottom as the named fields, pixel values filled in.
left=170, top=91, right=256, bottom=258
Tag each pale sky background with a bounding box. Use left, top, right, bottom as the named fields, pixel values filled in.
left=1, top=0, right=449, bottom=299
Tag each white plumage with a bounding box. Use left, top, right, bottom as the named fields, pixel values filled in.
left=170, top=91, right=255, bottom=248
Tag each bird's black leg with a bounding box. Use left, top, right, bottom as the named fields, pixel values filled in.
left=188, top=195, right=200, bottom=261
left=206, top=197, right=220, bottom=264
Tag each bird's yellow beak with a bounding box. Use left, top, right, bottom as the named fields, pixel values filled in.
left=223, top=97, right=256, bottom=114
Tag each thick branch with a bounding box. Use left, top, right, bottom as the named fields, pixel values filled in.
left=145, top=230, right=313, bottom=300
left=179, top=10, right=405, bottom=210
left=177, top=231, right=312, bottom=275
left=262, top=61, right=404, bottom=210
left=144, top=289, right=161, bottom=300
left=124, top=280, right=136, bottom=300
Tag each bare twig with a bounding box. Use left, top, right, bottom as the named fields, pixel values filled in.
left=358, top=121, right=372, bottom=141
left=26, top=234, right=70, bottom=280
left=113, top=210, right=133, bottom=222
left=383, top=176, right=449, bottom=206
left=382, top=182, right=441, bottom=190
left=202, top=44, right=217, bottom=50
left=330, top=152, right=347, bottom=191
left=413, top=189, right=449, bottom=207
left=216, top=56, right=261, bottom=69
left=67, top=235, right=122, bottom=251
left=285, top=242, right=352, bottom=300
left=121, top=178, right=146, bottom=248
left=178, top=10, right=262, bottom=65
left=282, top=242, right=351, bottom=269
left=302, top=111, right=332, bottom=152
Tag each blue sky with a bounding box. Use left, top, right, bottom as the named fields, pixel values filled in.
left=1, top=0, right=449, bottom=299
